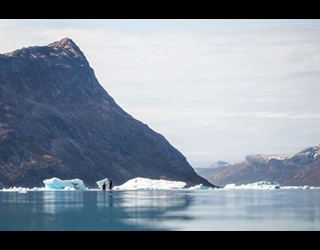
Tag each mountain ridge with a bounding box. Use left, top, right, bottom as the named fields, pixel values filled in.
left=195, top=145, right=320, bottom=187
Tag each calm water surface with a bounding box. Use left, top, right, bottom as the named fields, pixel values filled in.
left=0, top=189, right=319, bottom=231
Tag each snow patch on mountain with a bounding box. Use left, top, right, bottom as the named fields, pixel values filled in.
left=245, top=154, right=290, bottom=164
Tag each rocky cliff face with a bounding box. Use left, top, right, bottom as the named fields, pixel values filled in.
left=195, top=145, right=320, bottom=187
left=0, top=37, right=216, bottom=189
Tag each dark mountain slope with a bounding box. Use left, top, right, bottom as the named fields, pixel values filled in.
left=0, top=38, right=216, bottom=189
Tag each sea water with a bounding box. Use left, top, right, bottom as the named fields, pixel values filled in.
left=0, top=189, right=319, bottom=231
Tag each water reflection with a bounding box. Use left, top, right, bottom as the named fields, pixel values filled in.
left=0, top=189, right=319, bottom=231
left=0, top=190, right=194, bottom=231
left=162, top=189, right=320, bottom=231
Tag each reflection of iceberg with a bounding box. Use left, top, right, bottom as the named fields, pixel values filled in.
left=43, top=177, right=88, bottom=190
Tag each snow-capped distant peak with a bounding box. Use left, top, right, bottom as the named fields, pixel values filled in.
left=293, top=145, right=320, bottom=160
left=209, top=161, right=230, bottom=168
left=245, top=154, right=290, bottom=164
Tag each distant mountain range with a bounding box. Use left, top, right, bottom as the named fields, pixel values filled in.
left=0, top=37, right=216, bottom=189
left=195, top=145, right=320, bottom=187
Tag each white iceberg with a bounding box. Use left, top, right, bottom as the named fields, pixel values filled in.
left=96, top=177, right=109, bottom=189
left=113, top=177, right=189, bottom=190
left=43, top=177, right=88, bottom=190
left=1, top=177, right=319, bottom=192
left=224, top=181, right=281, bottom=190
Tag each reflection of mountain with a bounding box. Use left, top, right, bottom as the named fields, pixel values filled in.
left=0, top=190, right=193, bottom=230
left=195, top=145, right=320, bottom=187
left=0, top=37, right=216, bottom=189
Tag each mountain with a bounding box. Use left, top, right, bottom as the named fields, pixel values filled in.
left=194, top=145, right=320, bottom=187
left=0, top=37, right=216, bottom=189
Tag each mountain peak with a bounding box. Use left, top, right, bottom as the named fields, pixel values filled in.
left=209, top=161, right=230, bottom=168
left=48, top=37, right=85, bottom=59
left=2, top=37, right=85, bottom=61
left=49, top=37, right=75, bottom=48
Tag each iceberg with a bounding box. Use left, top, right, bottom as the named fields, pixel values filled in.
left=114, top=177, right=189, bottom=190
left=96, top=178, right=109, bottom=189
left=1, top=177, right=319, bottom=192
left=43, top=177, right=88, bottom=190
left=224, top=181, right=281, bottom=190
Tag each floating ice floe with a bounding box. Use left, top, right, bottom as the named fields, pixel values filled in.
left=43, top=177, right=89, bottom=190
left=224, top=181, right=281, bottom=190
left=96, top=177, right=109, bottom=189
left=113, top=177, right=188, bottom=190
left=113, top=177, right=213, bottom=190
left=1, top=177, right=319, bottom=192
left=224, top=181, right=318, bottom=190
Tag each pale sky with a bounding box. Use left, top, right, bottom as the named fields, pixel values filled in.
left=1, top=19, right=319, bottom=168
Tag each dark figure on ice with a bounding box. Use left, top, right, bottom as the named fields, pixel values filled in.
left=109, top=180, right=113, bottom=190
left=102, top=182, right=106, bottom=191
